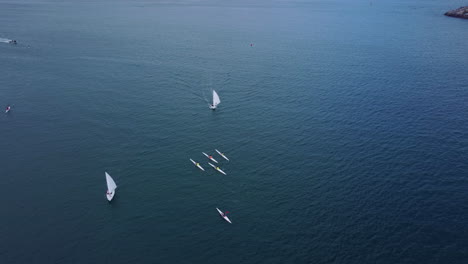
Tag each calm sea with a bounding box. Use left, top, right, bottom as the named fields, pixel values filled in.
left=1, top=0, right=468, bottom=263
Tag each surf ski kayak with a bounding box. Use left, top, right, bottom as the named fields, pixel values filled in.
left=216, top=208, right=232, bottom=224
left=202, top=152, right=218, bottom=163
left=215, top=149, right=229, bottom=161
left=208, top=162, right=226, bottom=175
left=190, top=159, right=205, bottom=171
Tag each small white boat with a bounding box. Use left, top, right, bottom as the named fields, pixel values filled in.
left=209, top=90, right=221, bottom=110
left=190, top=158, right=205, bottom=171
left=216, top=208, right=232, bottom=224
left=105, top=172, right=117, bottom=202
left=5, top=106, right=11, bottom=113
left=208, top=162, right=226, bottom=175
left=202, top=152, right=218, bottom=163
left=215, top=149, right=229, bottom=161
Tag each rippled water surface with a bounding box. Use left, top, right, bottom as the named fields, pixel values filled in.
left=1, top=0, right=468, bottom=263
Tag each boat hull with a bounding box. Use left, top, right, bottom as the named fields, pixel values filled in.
left=216, top=208, right=232, bottom=224
left=217, top=169, right=227, bottom=175
left=190, top=159, right=205, bottom=171
left=208, top=162, right=226, bottom=175
left=203, top=152, right=218, bottom=163
left=106, top=191, right=115, bottom=202
left=215, top=149, right=229, bottom=161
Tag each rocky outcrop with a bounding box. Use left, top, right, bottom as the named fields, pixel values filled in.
left=445, top=6, right=468, bottom=19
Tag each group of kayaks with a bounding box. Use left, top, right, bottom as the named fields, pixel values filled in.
left=190, top=149, right=232, bottom=224
left=191, top=150, right=229, bottom=175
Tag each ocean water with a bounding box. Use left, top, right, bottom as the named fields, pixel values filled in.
left=1, top=0, right=468, bottom=263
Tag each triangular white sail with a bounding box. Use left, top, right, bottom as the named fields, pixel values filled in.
left=105, top=172, right=117, bottom=192
left=213, top=90, right=221, bottom=107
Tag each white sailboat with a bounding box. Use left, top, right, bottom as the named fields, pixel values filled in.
left=209, top=90, right=221, bottom=110
left=105, top=172, right=117, bottom=202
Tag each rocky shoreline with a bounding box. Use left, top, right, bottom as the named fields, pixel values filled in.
left=445, top=6, right=468, bottom=19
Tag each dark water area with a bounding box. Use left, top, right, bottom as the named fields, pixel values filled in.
left=0, top=0, right=468, bottom=263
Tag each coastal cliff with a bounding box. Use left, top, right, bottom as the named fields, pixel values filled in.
left=445, top=6, right=468, bottom=19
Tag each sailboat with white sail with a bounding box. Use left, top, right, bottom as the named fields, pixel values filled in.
left=105, top=172, right=117, bottom=202
left=209, top=90, right=221, bottom=110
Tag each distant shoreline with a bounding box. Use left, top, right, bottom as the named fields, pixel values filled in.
left=445, top=6, right=468, bottom=19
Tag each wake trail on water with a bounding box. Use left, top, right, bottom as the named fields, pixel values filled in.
left=179, top=71, right=228, bottom=105
left=201, top=75, right=212, bottom=104
left=201, top=89, right=210, bottom=104
left=184, top=83, right=208, bottom=104
left=0, top=38, right=11, bottom=43
left=185, top=74, right=212, bottom=105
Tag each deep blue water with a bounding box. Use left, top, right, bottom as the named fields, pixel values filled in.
left=1, top=0, right=468, bottom=263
